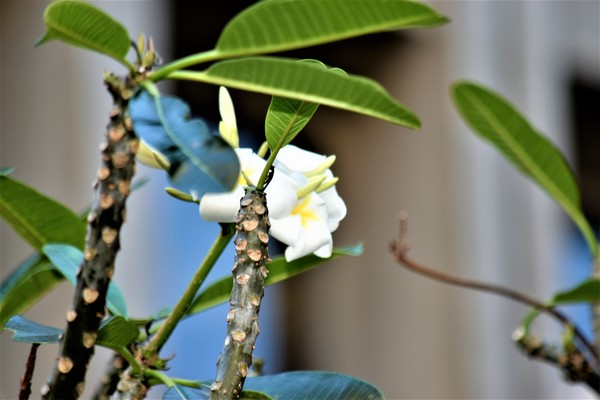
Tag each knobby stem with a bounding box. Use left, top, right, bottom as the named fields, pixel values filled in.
left=144, top=224, right=236, bottom=356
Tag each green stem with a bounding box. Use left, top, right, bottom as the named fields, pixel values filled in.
left=150, top=49, right=221, bottom=82
left=144, top=369, right=175, bottom=388
left=116, top=347, right=141, bottom=376
left=256, top=147, right=281, bottom=191
left=144, top=224, right=236, bottom=355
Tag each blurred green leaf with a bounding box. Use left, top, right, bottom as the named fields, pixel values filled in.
left=0, top=167, right=14, bottom=176
left=36, top=0, right=131, bottom=65
left=0, top=255, right=62, bottom=328
left=130, top=90, right=240, bottom=196
left=451, top=81, right=598, bottom=257
left=187, top=244, right=363, bottom=316
left=96, top=316, right=139, bottom=350
left=215, top=0, right=448, bottom=58
left=4, top=315, right=62, bottom=344
left=165, top=371, right=382, bottom=400
left=0, top=175, right=85, bottom=250
left=43, top=244, right=128, bottom=316
left=552, top=279, right=600, bottom=304
left=172, top=58, right=419, bottom=128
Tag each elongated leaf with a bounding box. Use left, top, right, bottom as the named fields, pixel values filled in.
left=215, top=0, right=448, bottom=57
left=43, top=244, right=128, bottom=316
left=37, top=0, right=131, bottom=64
left=130, top=90, right=240, bottom=196
left=96, top=316, right=139, bottom=349
left=552, top=279, right=600, bottom=304
left=4, top=315, right=62, bottom=344
left=451, top=81, right=598, bottom=257
left=264, top=61, right=327, bottom=151
left=164, top=371, right=382, bottom=400
left=187, top=244, right=363, bottom=316
left=171, top=58, right=419, bottom=128
left=0, top=255, right=62, bottom=328
left=0, top=176, right=86, bottom=250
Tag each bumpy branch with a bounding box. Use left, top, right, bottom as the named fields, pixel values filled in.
left=390, top=212, right=600, bottom=390
left=43, top=74, right=138, bottom=399
left=210, top=186, right=271, bottom=400
left=92, top=354, right=129, bottom=400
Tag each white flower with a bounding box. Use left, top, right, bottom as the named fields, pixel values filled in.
left=199, top=88, right=347, bottom=262
left=274, top=145, right=347, bottom=232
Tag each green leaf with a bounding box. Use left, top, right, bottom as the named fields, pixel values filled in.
left=0, top=255, right=62, bottom=328
left=164, top=371, right=382, bottom=400
left=163, top=386, right=209, bottom=400
left=37, top=0, right=131, bottom=65
left=96, top=316, right=139, bottom=349
left=451, top=81, right=598, bottom=257
left=187, top=244, right=363, bottom=316
left=0, top=175, right=86, bottom=251
left=4, top=315, right=62, bottom=344
left=265, top=61, right=328, bottom=151
left=551, top=279, right=600, bottom=304
left=130, top=89, right=240, bottom=196
left=43, top=244, right=128, bottom=316
left=171, top=57, right=419, bottom=129
left=215, top=0, right=449, bottom=57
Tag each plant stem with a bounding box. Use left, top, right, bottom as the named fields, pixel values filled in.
left=211, top=186, right=271, bottom=400
left=44, top=73, right=138, bottom=400
left=19, top=343, right=40, bottom=400
left=390, top=212, right=600, bottom=367
left=144, top=224, right=236, bottom=356
left=92, top=354, right=128, bottom=400
left=150, top=49, right=220, bottom=82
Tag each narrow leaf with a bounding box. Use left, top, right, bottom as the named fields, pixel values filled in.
left=171, top=57, right=420, bottom=128
left=37, top=0, right=131, bottom=64
left=451, top=81, right=598, bottom=257
left=264, top=61, right=325, bottom=151
left=187, top=244, right=363, bottom=316
left=0, top=175, right=86, bottom=250
left=96, top=316, right=139, bottom=349
left=216, top=0, right=449, bottom=57
left=4, top=315, right=62, bottom=344
left=552, top=279, right=600, bottom=304
left=43, top=244, right=128, bottom=316
left=130, top=90, right=240, bottom=196
left=0, top=255, right=62, bottom=328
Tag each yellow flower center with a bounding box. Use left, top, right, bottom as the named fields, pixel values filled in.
left=292, top=195, right=319, bottom=228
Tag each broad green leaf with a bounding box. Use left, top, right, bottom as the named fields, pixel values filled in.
left=0, top=255, right=62, bottom=328
left=171, top=58, right=419, bottom=129
left=96, top=316, right=139, bottom=349
left=4, top=315, right=62, bottom=344
left=37, top=0, right=131, bottom=65
left=187, top=244, right=363, bottom=316
left=130, top=90, right=240, bottom=196
left=0, top=175, right=85, bottom=250
left=551, top=279, right=600, bottom=304
left=43, top=244, right=128, bottom=316
left=215, top=0, right=449, bottom=57
left=451, top=81, right=598, bottom=257
left=164, top=371, right=382, bottom=400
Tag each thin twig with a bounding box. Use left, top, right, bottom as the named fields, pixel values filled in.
left=19, top=343, right=40, bottom=400
left=389, top=212, right=600, bottom=367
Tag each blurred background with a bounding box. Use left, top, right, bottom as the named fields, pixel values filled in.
left=1, top=1, right=598, bottom=399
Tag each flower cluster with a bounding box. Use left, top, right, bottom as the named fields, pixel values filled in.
left=199, top=88, right=346, bottom=262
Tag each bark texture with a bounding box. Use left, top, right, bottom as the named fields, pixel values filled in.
left=43, top=75, right=137, bottom=399
left=210, top=186, right=270, bottom=400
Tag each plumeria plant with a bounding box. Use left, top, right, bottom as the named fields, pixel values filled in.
left=1, top=0, right=598, bottom=399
